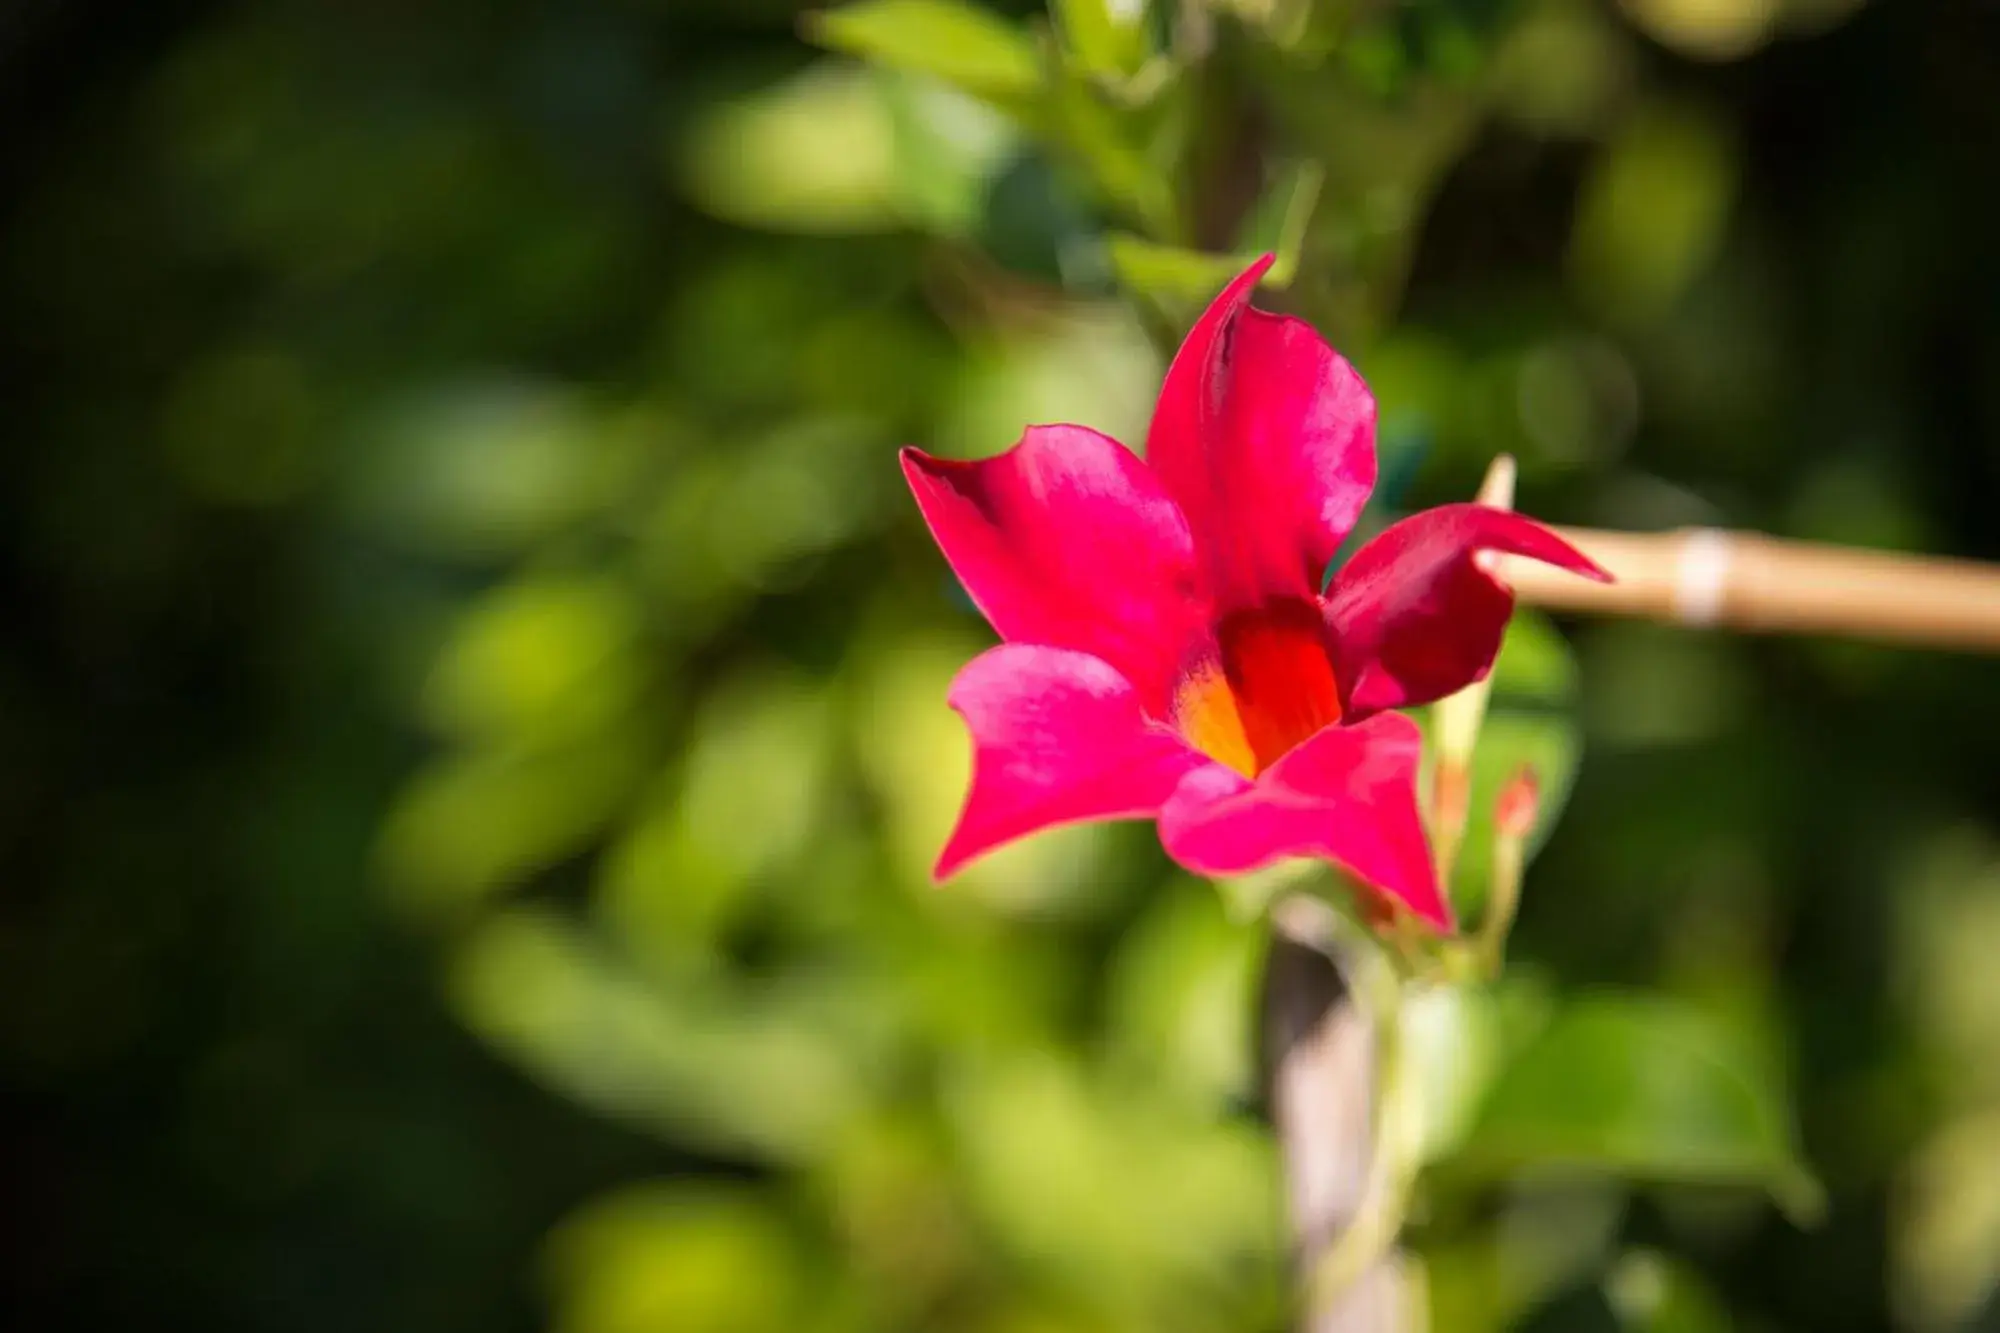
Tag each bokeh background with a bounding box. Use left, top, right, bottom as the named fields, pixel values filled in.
left=4, top=0, right=1999, bottom=1330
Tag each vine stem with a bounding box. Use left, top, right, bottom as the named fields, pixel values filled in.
left=1263, top=897, right=1420, bottom=1333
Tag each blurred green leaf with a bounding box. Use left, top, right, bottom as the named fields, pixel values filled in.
left=1569, top=102, right=1738, bottom=322
left=379, top=738, right=648, bottom=914
left=1403, top=983, right=1505, bottom=1167
left=1424, top=1171, right=1627, bottom=1333
left=935, top=301, right=1160, bottom=461
left=1583, top=624, right=1748, bottom=750
left=1104, top=237, right=1266, bottom=311
left=1488, top=0, right=1634, bottom=136
left=1604, top=1249, right=1734, bottom=1333
left=944, top=1051, right=1281, bottom=1325
left=1104, top=165, right=1314, bottom=312
left=1105, top=882, right=1260, bottom=1108
left=1450, top=992, right=1822, bottom=1220
left=1042, top=57, right=1179, bottom=235
left=806, top=0, right=1042, bottom=105
left=451, top=908, right=875, bottom=1162
left=1894, top=1107, right=2000, bottom=1332
left=879, top=72, right=1022, bottom=236
left=677, top=63, right=902, bottom=235
left=544, top=1183, right=804, bottom=1333
left=422, top=575, right=644, bottom=745
left=1620, top=0, right=1778, bottom=62
left=1234, top=160, right=1324, bottom=270
left=1051, top=0, right=1151, bottom=80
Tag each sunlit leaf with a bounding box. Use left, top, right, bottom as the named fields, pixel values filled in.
left=1621, top=0, right=1781, bottom=62
left=544, top=1183, right=804, bottom=1333
left=422, top=575, right=644, bottom=744
left=677, top=64, right=902, bottom=235
left=1051, top=0, right=1151, bottom=80
left=806, top=0, right=1042, bottom=106
left=1104, top=236, right=1259, bottom=305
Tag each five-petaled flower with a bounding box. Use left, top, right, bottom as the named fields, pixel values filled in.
left=901, top=255, right=1607, bottom=930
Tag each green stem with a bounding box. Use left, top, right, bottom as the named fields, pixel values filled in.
left=1477, top=833, right=1526, bottom=977
left=1303, top=933, right=1420, bottom=1315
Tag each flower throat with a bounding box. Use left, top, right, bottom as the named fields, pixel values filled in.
left=1174, top=598, right=1344, bottom=778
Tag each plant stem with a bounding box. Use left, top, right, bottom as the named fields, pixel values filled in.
left=1305, top=930, right=1420, bottom=1314
left=1263, top=898, right=1413, bottom=1333
left=1478, top=827, right=1526, bottom=976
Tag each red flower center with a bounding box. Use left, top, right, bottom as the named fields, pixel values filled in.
left=1173, top=599, right=1344, bottom=778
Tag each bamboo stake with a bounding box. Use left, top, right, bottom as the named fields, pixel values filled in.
left=1498, top=526, right=2000, bottom=653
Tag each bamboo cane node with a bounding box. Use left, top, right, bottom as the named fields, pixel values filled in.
left=1673, top=527, right=1733, bottom=627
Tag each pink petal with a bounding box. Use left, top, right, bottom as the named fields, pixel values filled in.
left=1145, top=254, right=1378, bottom=610
left=937, top=644, right=1217, bottom=879
left=1324, top=503, right=1609, bottom=718
left=902, top=427, right=1209, bottom=716
left=1157, top=713, right=1450, bottom=929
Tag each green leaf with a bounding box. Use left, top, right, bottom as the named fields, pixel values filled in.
left=677, top=63, right=903, bottom=235
left=1604, top=1250, right=1734, bottom=1333
left=449, top=908, right=872, bottom=1162
left=422, top=574, right=643, bottom=745
left=1569, top=102, right=1738, bottom=322
left=544, top=1184, right=805, bottom=1333
left=378, top=736, right=648, bottom=915
left=1104, top=164, right=1318, bottom=313
left=1051, top=0, right=1151, bottom=80
left=878, top=72, right=1021, bottom=237
left=1104, top=235, right=1256, bottom=305
left=1043, top=59, right=1178, bottom=235
left=1449, top=992, right=1822, bottom=1221
left=1234, top=159, right=1324, bottom=269
left=1105, top=882, right=1260, bottom=1108
left=805, top=0, right=1042, bottom=105
left=1402, top=983, right=1504, bottom=1167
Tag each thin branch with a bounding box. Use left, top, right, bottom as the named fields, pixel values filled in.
left=1263, top=899, right=1414, bottom=1333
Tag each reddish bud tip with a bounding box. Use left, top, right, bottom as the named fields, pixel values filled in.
left=1495, top=767, right=1540, bottom=840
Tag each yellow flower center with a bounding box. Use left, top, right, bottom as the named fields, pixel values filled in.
left=1172, top=600, right=1344, bottom=778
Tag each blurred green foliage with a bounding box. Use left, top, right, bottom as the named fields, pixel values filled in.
left=4, top=1, right=2000, bottom=1332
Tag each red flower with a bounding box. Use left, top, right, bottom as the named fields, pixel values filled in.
left=902, top=256, right=1606, bottom=929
